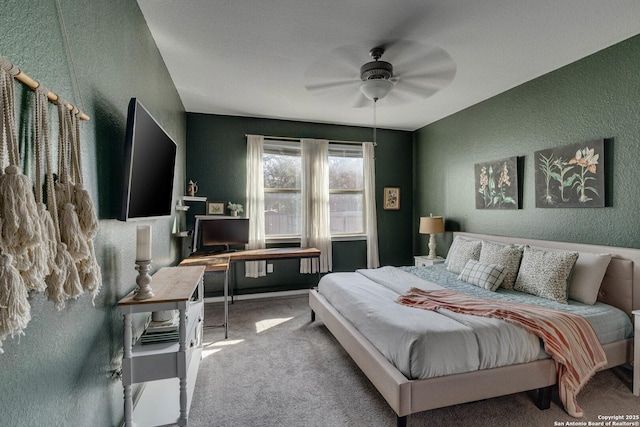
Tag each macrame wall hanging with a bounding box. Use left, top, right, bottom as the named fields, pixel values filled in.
left=0, top=55, right=100, bottom=354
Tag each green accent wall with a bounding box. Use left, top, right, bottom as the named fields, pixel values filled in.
left=186, top=114, right=414, bottom=295
left=1, top=2, right=185, bottom=426
left=414, top=34, right=640, bottom=256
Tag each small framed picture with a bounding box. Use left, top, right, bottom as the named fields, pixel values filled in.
left=206, top=201, right=226, bottom=215
left=383, top=187, right=400, bottom=210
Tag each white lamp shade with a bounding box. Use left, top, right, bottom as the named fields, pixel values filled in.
left=360, top=79, right=394, bottom=101
left=419, top=216, right=444, bottom=234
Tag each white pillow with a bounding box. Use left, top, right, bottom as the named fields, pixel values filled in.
left=514, top=246, right=578, bottom=304
left=458, top=259, right=507, bottom=291
left=446, top=237, right=482, bottom=274
left=568, top=252, right=612, bottom=305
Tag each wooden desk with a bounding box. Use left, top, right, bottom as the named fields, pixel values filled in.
left=227, top=247, right=321, bottom=262
left=179, top=254, right=230, bottom=273
left=180, top=247, right=321, bottom=337
left=228, top=247, right=321, bottom=301
left=179, top=255, right=230, bottom=338
left=226, top=248, right=322, bottom=299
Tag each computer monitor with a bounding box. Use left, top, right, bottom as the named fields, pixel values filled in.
left=192, top=216, right=249, bottom=253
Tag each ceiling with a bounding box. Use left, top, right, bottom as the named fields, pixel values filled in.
left=137, top=0, right=640, bottom=131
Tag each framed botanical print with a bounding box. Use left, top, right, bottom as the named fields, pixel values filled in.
left=383, top=187, right=400, bottom=210
left=475, top=156, right=519, bottom=210
left=535, top=139, right=605, bottom=208
left=206, top=201, right=226, bottom=215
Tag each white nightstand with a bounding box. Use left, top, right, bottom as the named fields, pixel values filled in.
left=414, top=255, right=445, bottom=267
left=633, top=309, right=639, bottom=396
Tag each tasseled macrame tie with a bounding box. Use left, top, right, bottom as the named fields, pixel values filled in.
left=33, top=87, right=58, bottom=274
left=69, top=109, right=98, bottom=240
left=57, top=100, right=101, bottom=301
left=0, top=165, right=44, bottom=265
left=59, top=202, right=90, bottom=261
left=0, top=68, right=46, bottom=290
left=0, top=253, right=30, bottom=354
left=0, top=63, right=44, bottom=348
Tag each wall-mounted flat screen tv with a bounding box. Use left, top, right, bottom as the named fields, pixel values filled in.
left=118, top=98, right=177, bottom=221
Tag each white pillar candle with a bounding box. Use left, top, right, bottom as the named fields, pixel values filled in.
left=136, top=225, right=152, bottom=261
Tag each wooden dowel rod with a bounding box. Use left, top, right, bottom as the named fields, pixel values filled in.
left=13, top=68, right=90, bottom=121
left=0, top=56, right=90, bottom=121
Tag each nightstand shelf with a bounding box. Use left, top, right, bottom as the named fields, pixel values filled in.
left=414, top=255, right=445, bottom=267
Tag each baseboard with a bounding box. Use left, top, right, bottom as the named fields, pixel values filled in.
left=203, top=289, right=308, bottom=303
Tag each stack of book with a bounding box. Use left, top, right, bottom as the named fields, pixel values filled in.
left=140, top=311, right=179, bottom=344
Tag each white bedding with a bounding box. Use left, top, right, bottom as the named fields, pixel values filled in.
left=318, top=267, right=542, bottom=379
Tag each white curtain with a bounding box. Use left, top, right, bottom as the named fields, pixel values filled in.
left=300, top=139, right=332, bottom=273
left=363, top=142, right=380, bottom=268
left=245, top=135, right=266, bottom=277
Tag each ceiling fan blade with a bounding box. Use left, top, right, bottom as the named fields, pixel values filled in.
left=303, top=44, right=366, bottom=105
left=304, top=45, right=364, bottom=82
left=376, top=91, right=411, bottom=107
left=397, top=66, right=456, bottom=89
left=393, top=80, right=441, bottom=100
left=377, top=39, right=420, bottom=63
left=305, top=79, right=358, bottom=93
left=331, top=44, right=369, bottom=72
left=392, top=44, right=456, bottom=76
left=351, top=92, right=371, bottom=109
left=374, top=5, right=434, bottom=53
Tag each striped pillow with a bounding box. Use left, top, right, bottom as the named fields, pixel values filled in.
left=458, top=259, right=507, bottom=291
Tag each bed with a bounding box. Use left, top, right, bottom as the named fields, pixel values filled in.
left=309, top=232, right=638, bottom=426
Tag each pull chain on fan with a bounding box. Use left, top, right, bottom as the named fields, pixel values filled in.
left=372, top=98, right=378, bottom=146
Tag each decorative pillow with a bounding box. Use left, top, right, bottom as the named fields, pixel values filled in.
left=568, top=252, right=612, bottom=305
left=478, top=240, right=524, bottom=290
left=514, top=246, right=578, bottom=304
left=445, top=237, right=482, bottom=274
left=458, top=259, right=507, bottom=291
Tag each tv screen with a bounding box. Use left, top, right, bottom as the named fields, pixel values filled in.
left=119, top=98, right=177, bottom=221
left=193, top=216, right=249, bottom=253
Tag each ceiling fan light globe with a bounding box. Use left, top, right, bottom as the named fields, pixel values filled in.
left=360, top=79, right=394, bottom=101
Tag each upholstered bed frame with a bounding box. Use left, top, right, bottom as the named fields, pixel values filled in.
left=309, top=232, right=639, bottom=427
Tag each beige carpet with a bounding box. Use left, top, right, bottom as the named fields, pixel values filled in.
left=187, top=295, right=638, bottom=427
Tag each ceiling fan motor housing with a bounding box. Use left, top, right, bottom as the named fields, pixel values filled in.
left=360, top=60, right=393, bottom=81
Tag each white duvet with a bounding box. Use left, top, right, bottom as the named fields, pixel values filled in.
left=318, top=266, right=542, bottom=380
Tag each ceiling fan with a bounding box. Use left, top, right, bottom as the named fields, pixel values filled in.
left=304, top=41, right=456, bottom=108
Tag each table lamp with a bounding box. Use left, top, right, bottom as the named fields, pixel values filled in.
left=419, top=215, right=445, bottom=260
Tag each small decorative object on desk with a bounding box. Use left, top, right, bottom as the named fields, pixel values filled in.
left=186, top=180, right=198, bottom=197
left=134, top=225, right=154, bottom=300
left=227, top=202, right=243, bottom=217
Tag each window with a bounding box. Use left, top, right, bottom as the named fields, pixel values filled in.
left=263, top=141, right=301, bottom=236
left=263, top=140, right=364, bottom=238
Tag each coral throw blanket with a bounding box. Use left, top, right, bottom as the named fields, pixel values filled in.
left=396, top=288, right=607, bottom=417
